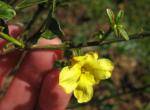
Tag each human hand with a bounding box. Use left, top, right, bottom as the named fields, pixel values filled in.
left=0, top=24, right=71, bottom=110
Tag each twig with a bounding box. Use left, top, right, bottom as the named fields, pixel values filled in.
left=25, top=5, right=44, bottom=30
left=30, top=43, right=68, bottom=50
left=0, top=51, right=27, bottom=99
left=0, top=32, right=24, bottom=48
left=99, top=32, right=150, bottom=46
left=72, top=31, right=150, bottom=48
left=99, top=27, right=112, bottom=42
left=40, top=0, right=56, bottom=32
left=9, top=0, right=18, bottom=5
left=30, top=31, right=150, bottom=50
left=0, top=32, right=150, bottom=55
left=27, top=0, right=56, bottom=43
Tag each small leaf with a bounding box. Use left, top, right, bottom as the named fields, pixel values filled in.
left=15, top=0, right=47, bottom=10
left=118, top=25, right=129, bottom=40
left=46, top=17, right=64, bottom=37
left=106, top=8, right=115, bottom=25
left=0, top=1, right=16, bottom=20
left=116, top=10, right=124, bottom=24
left=41, top=30, right=56, bottom=39
left=113, top=24, right=119, bottom=37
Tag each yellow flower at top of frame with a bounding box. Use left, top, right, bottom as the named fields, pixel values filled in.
left=59, top=52, right=114, bottom=103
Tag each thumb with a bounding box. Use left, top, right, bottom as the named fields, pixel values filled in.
left=37, top=37, right=63, bottom=59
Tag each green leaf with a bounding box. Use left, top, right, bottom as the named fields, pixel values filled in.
left=106, top=8, right=115, bottom=25
left=113, top=24, right=119, bottom=37
left=116, top=10, right=124, bottom=24
left=41, top=30, right=56, bottom=39
left=15, top=0, right=47, bottom=10
left=46, top=17, right=64, bottom=37
left=118, top=25, right=129, bottom=40
left=0, top=1, right=16, bottom=20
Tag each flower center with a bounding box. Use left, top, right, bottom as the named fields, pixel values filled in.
left=81, top=66, right=89, bottom=74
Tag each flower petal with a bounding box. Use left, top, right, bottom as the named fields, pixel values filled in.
left=98, top=58, right=114, bottom=71
left=74, top=74, right=94, bottom=103
left=73, top=56, right=85, bottom=62
left=93, top=69, right=111, bottom=81
left=59, top=65, right=81, bottom=93
left=86, top=52, right=98, bottom=60
left=73, top=52, right=98, bottom=63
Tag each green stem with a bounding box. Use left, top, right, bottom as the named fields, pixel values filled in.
left=30, top=43, right=67, bottom=50
left=52, top=0, right=56, bottom=16
left=29, top=31, right=150, bottom=50
left=99, top=27, right=112, bottom=42
left=0, top=32, right=24, bottom=48
left=1, top=32, right=150, bottom=55
left=44, top=0, right=57, bottom=29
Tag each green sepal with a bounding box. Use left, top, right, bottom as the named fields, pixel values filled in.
left=41, top=30, right=56, bottom=39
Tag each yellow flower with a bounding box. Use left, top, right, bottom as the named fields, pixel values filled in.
left=59, top=52, right=114, bottom=103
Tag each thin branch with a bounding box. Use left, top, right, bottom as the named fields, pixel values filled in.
left=30, top=31, right=150, bottom=50
left=0, top=51, right=27, bottom=99
left=27, top=0, right=57, bottom=43
left=99, top=32, right=150, bottom=46
left=0, top=32, right=150, bottom=55
left=29, top=43, right=68, bottom=50
left=42, top=0, right=56, bottom=31
left=0, top=32, right=24, bottom=48
left=99, top=27, right=112, bottom=42
left=25, top=5, right=44, bottom=30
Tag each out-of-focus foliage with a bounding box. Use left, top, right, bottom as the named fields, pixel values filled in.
left=0, top=1, right=16, bottom=20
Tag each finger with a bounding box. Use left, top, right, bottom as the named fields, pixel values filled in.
left=0, top=51, right=57, bottom=110
left=37, top=37, right=63, bottom=59
left=38, top=38, right=71, bottom=110
left=38, top=69, right=71, bottom=110
left=0, top=24, right=23, bottom=86
left=0, top=38, right=63, bottom=110
left=8, top=24, right=24, bottom=38
left=0, top=52, right=21, bottom=87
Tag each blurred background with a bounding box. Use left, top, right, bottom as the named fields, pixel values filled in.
left=11, top=0, right=150, bottom=110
